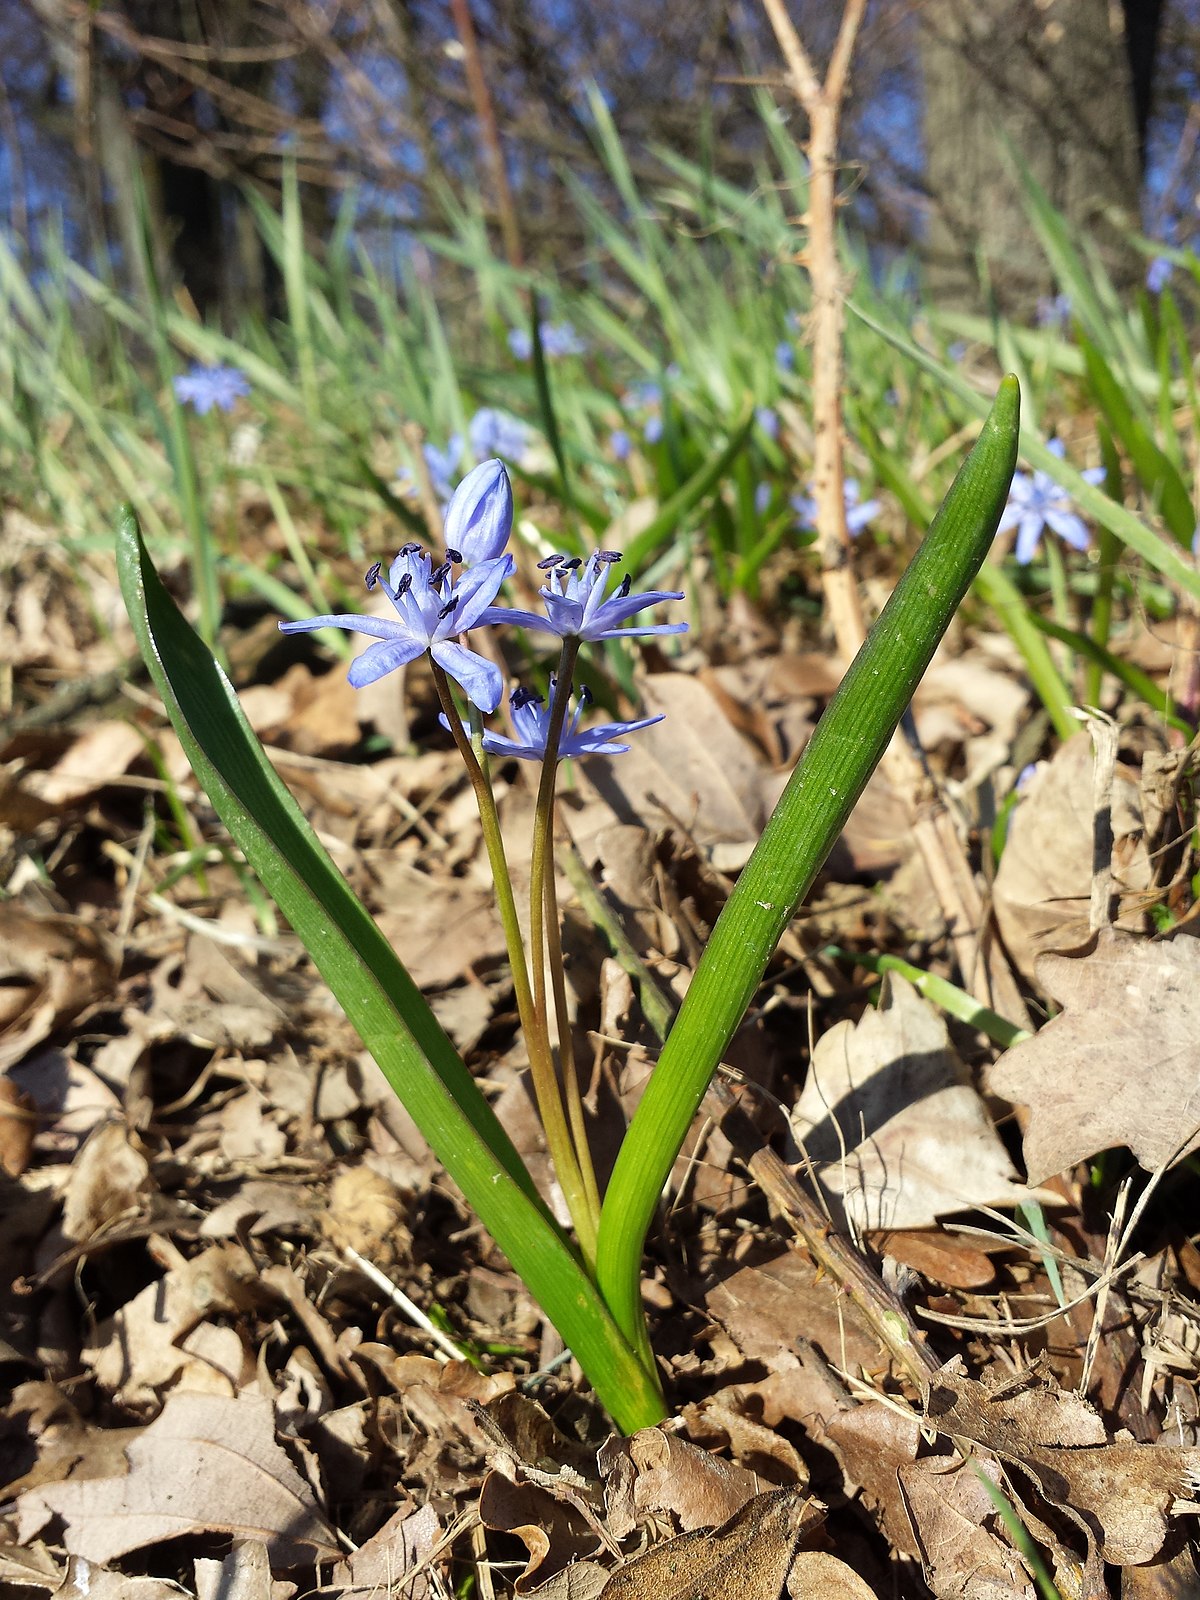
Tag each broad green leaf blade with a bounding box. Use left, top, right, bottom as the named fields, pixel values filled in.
left=596, top=378, right=1022, bottom=1348
left=116, top=508, right=664, bottom=1432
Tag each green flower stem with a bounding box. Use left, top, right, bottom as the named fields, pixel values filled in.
left=543, top=843, right=603, bottom=1221
left=595, top=377, right=1021, bottom=1354
left=431, top=663, right=596, bottom=1266
left=526, top=638, right=602, bottom=1257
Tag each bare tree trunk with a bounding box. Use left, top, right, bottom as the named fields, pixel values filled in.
left=920, top=0, right=1144, bottom=315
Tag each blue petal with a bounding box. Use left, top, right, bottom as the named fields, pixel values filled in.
left=444, top=460, right=514, bottom=565
left=1045, top=509, right=1090, bottom=551
left=474, top=604, right=563, bottom=636
left=585, top=588, right=684, bottom=632
left=450, top=553, right=515, bottom=633
left=279, top=614, right=407, bottom=641
left=348, top=634, right=426, bottom=687
left=1014, top=514, right=1046, bottom=565
left=432, top=639, right=503, bottom=712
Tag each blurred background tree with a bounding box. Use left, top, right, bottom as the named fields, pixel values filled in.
left=4, top=0, right=1197, bottom=317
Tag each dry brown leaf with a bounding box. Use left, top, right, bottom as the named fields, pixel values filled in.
left=16, top=1390, right=339, bottom=1565
left=18, top=721, right=145, bottom=808
left=581, top=674, right=773, bottom=870
left=60, top=1120, right=151, bottom=1243
left=329, top=1502, right=440, bottom=1599
left=0, top=905, right=120, bottom=1072
left=373, top=860, right=508, bottom=988
left=83, top=1242, right=260, bottom=1410
left=599, top=1487, right=829, bottom=1600
left=993, top=733, right=1151, bottom=982
left=599, top=1426, right=760, bottom=1541
left=791, top=975, right=1044, bottom=1228
left=194, top=1538, right=285, bottom=1600
left=480, top=1472, right=602, bottom=1592
left=693, top=1244, right=882, bottom=1375
left=0, top=1074, right=36, bottom=1176
left=895, top=1454, right=1035, bottom=1599
left=988, top=931, right=1200, bottom=1182
left=926, top=1362, right=1200, bottom=1567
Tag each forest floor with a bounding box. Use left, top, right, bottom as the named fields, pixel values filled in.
left=2, top=490, right=1200, bottom=1600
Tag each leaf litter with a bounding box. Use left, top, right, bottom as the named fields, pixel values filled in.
left=3, top=521, right=1200, bottom=1597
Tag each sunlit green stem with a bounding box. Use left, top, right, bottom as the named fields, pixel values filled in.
left=544, top=844, right=603, bottom=1220
left=526, top=638, right=602, bottom=1251
left=431, top=663, right=596, bottom=1267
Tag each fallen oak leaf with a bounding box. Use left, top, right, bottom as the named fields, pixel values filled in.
left=924, top=1363, right=1200, bottom=1568
left=791, top=975, right=1047, bottom=1229
left=16, top=1391, right=339, bottom=1566
left=599, top=1487, right=829, bottom=1600
left=988, top=930, right=1200, bottom=1183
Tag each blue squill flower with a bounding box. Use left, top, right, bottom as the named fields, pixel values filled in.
left=998, top=439, right=1105, bottom=565
left=756, top=406, right=780, bottom=440
left=280, top=468, right=515, bottom=710
left=754, top=481, right=772, bottom=517
left=1035, top=292, right=1072, bottom=331
left=395, top=435, right=464, bottom=509
left=173, top=364, right=250, bottom=414
left=775, top=341, right=795, bottom=374
left=480, top=549, right=687, bottom=643
left=643, top=413, right=664, bottom=445
left=509, top=321, right=586, bottom=361
left=444, top=458, right=513, bottom=565
left=468, top=407, right=527, bottom=464
left=792, top=478, right=881, bottom=537
left=444, top=685, right=662, bottom=762
left=610, top=428, right=632, bottom=462
left=1146, top=256, right=1174, bottom=294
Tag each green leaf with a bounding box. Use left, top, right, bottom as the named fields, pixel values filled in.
left=623, top=405, right=756, bottom=572
left=1081, top=336, right=1196, bottom=548
left=116, top=507, right=664, bottom=1433
left=596, top=378, right=1022, bottom=1349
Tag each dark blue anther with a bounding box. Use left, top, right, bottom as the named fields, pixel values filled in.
left=446, top=547, right=463, bottom=564
left=617, top=574, right=632, bottom=598
left=537, top=554, right=565, bottom=570
left=437, top=594, right=461, bottom=620
left=365, top=561, right=382, bottom=590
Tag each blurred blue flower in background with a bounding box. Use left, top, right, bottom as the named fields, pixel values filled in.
left=791, top=478, right=881, bottom=537
left=468, top=408, right=528, bottom=464
left=754, top=481, right=772, bottom=517
left=508, top=321, right=586, bottom=361
left=998, top=439, right=1104, bottom=564
left=610, top=428, right=632, bottom=461
left=1035, top=292, right=1072, bottom=331
left=173, top=364, right=251, bottom=414
left=775, top=341, right=795, bottom=374
left=756, top=406, right=779, bottom=440
left=1146, top=256, right=1174, bottom=294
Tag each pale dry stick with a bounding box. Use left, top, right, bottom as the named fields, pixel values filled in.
left=760, top=0, right=866, bottom=660
left=762, top=0, right=1030, bottom=1029
left=705, top=1077, right=940, bottom=1400
left=448, top=0, right=524, bottom=274
left=342, top=1243, right=472, bottom=1364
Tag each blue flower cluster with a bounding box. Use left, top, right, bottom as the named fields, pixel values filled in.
left=997, top=439, right=1104, bottom=565
left=280, top=460, right=686, bottom=759
left=395, top=410, right=530, bottom=510
left=508, top=322, right=587, bottom=361
left=173, top=364, right=251, bottom=415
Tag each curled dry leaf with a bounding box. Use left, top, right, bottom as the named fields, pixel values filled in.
left=329, top=1501, right=440, bottom=1600
left=992, top=733, right=1151, bottom=983
left=791, top=975, right=1045, bottom=1229
left=15, top=1391, right=339, bottom=1566
left=0, top=904, right=120, bottom=1072
left=988, top=930, right=1200, bottom=1182
left=599, top=1487, right=838, bottom=1600
left=926, top=1362, right=1200, bottom=1567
